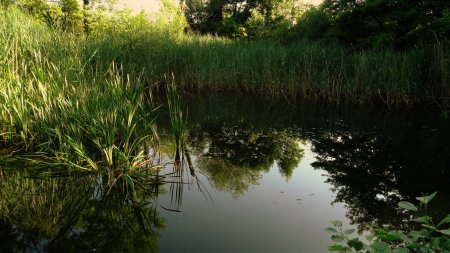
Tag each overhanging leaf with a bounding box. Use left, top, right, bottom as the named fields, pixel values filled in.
left=344, top=229, right=356, bottom=235
left=437, top=214, right=450, bottom=228
left=414, top=216, right=432, bottom=224
left=398, top=201, right=418, bottom=212
left=421, top=224, right=438, bottom=231
left=416, top=192, right=437, bottom=204
left=331, top=220, right=343, bottom=227
left=331, top=235, right=345, bottom=242
left=439, top=229, right=450, bottom=235
left=325, top=227, right=338, bottom=233
left=328, top=245, right=348, bottom=251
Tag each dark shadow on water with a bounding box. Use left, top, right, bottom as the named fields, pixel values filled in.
left=0, top=170, right=165, bottom=253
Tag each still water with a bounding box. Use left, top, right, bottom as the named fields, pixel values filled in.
left=1, top=95, right=449, bottom=252
left=157, top=141, right=348, bottom=253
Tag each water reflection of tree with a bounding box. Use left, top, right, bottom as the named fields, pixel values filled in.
left=189, top=123, right=304, bottom=197
left=309, top=126, right=450, bottom=232
left=0, top=170, right=164, bottom=253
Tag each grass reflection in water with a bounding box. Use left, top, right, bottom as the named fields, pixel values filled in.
left=0, top=169, right=165, bottom=253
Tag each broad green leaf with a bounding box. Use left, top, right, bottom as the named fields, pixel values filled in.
left=331, top=220, right=343, bottom=227
left=437, top=214, right=450, bottom=228
left=405, top=243, right=421, bottom=249
left=374, top=228, right=389, bottom=235
left=325, top=227, right=338, bottom=233
left=328, top=245, right=348, bottom=251
left=421, top=224, right=438, bottom=231
left=389, top=230, right=411, bottom=243
left=331, top=235, right=345, bottom=242
left=424, top=235, right=450, bottom=250
left=413, top=216, right=432, bottom=224
left=398, top=201, right=418, bottom=211
left=416, top=192, right=437, bottom=204
left=344, top=229, right=356, bottom=235
left=379, top=233, right=400, bottom=241
left=408, top=231, right=423, bottom=242
left=439, top=229, right=450, bottom=235
left=347, top=238, right=364, bottom=251
left=369, top=241, right=391, bottom=253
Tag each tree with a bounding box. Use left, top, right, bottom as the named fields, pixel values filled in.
left=184, top=0, right=305, bottom=38
left=60, top=0, right=83, bottom=33
left=308, top=0, right=450, bottom=47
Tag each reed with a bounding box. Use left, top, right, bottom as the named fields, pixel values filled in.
left=82, top=26, right=450, bottom=108
left=166, top=76, right=187, bottom=152
left=0, top=7, right=160, bottom=177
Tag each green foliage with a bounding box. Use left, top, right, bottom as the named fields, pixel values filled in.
left=166, top=76, right=187, bottom=151
left=156, top=0, right=188, bottom=35
left=17, top=0, right=48, bottom=20
left=245, top=9, right=266, bottom=38
left=60, top=0, right=83, bottom=33
left=184, top=0, right=305, bottom=39
left=183, top=0, right=450, bottom=47
left=2, top=3, right=450, bottom=110
left=291, top=6, right=331, bottom=41
left=0, top=6, right=160, bottom=177
left=293, top=0, right=450, bottom=48
left=326, top=192, right=450, bottom=252
left=216, top=17, right=247, bottom=38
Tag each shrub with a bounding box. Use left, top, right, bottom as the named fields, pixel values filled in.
left=326, top=192, right=450, bottom=253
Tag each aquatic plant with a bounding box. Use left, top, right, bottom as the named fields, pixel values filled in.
left=326, top=192, right=450, bottom=252
left=166, top=76, right=187, bottom=156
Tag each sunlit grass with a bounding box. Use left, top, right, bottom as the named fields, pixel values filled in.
left=0, top=7, right=161, bottom=181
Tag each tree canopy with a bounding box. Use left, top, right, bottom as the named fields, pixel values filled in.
left=3, top=0, right=450, bottom=48
left=183, top=0, right=450, bottom=47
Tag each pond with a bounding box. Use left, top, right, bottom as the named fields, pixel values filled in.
left=1, top=94, right=449, bottom=253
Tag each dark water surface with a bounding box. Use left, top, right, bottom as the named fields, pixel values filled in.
left=1, top=95, right=450, bottom=252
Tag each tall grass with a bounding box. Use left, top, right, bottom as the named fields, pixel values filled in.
left=166, top=76, right=186, bottom=152
left=0, top=7, right=160, bottom=178
left=83, top=25, right=450, bottom=108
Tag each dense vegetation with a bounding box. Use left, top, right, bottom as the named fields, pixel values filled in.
left=0, top=6, right=163, bottom=179
left=1, top=0, right=450, bottom=170
left=2, top=0, right=449, bottom=108
left=1, top=1, right=449, bottom=252
left=184, top=0, right=450, bottom=48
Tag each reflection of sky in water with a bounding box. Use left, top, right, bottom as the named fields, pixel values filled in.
left=157, top=141, right=351, bottom=253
